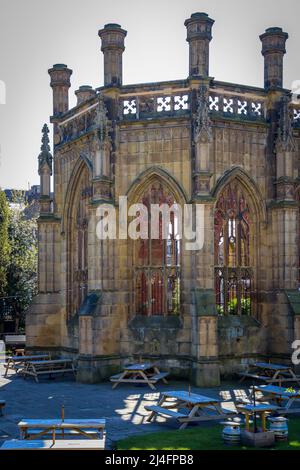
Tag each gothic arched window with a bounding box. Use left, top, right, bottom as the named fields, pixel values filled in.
left=133, top=181, right=180, bottom=316
left=214, top=181, right=252, bottom=315
left=68, top=165, right=90, bottom=316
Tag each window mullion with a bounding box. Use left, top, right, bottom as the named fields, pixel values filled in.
left=147, top=268, right=151, bottom=317
left=148, top=194, right=152, bottom=316
left=224, top=268, right=228, bottom=315
left=237, top=267, right=241, bottom=315
left=237, top=220, right=241, bottom=267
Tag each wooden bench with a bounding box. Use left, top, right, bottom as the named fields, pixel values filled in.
left=235, top=398, right=251, bottom=405
left=0, top=400, right=6, bottom=416
left=1, top=438, right=106, bottom=450
left=238, top=372, right=270, bottom=381
left=4, top=363, right=26, bottom=374
left=52, top=438, right=105, bottom=450
left=239, top=372, right=300, bottom=384
left=204, top=404, right=235, bottom=415
left=1, top=440, right=52, bottom=450
left=19, top=428, right=102, bottom=439
left=149, top=372, right=169, bottom=382
left=145, top=405, right=186, bottom=420
left=109, top=373, right=122, bottom=381
left=111, top=372, right=169, bottom=384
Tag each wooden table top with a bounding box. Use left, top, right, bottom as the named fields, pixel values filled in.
left=18, top=419, right=62, bottom=427
left=7, top=355, right=49, bottom=362
left=162, top=390, right=220, bottom=404
left=124, top=363, right=154, bottom=371
left=237, top=403, right=279, bottom=412
left=26, top=358, right=73, bottom=365
left=18, top=418, right=106, bottom=428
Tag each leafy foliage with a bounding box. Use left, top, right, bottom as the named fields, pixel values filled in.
left=0, top=190, right=38, bottom=331
left=0, top=189, right=10, bottom=297
left=228, top=297, right=238, bottom=315
left=241, top=297, right=251, bottom=315
left=117, top=417, right=300, bottom=450
left=217, top=297, right=251, bottom=316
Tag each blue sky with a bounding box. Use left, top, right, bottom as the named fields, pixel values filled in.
left=0, top=0, right=299, bottom=189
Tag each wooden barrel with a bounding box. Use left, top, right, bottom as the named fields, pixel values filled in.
left=268, top=417, right=288, bottom=441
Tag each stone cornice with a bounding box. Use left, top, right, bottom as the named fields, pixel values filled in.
left=268, top=200, right=298, bottom=209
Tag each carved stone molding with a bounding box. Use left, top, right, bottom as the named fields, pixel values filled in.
left=194, top=85, right=213, bottom=144
left=276, top=95, right=296, bottom=153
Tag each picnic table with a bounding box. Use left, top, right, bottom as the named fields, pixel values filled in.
left=22, top=358, right=76, bottom=382
left=238, top=362, right=300, bottom=385
left=145, top=390, right=236, bottom=429
left=1, top=438, right=106, bottom=450
left=110, top=363, right=169, bottom=390
left=18, top=418, right=106, bottom=440
left=248, top=384, right=300, bottom=414
left=3, top=354, right=50, bottom=378
left=236, top=403, right=280, bottom=431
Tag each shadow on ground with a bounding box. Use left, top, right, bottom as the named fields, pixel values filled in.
left=0, top=365, right=251, bottom=449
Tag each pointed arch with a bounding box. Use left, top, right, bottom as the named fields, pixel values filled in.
left=126, top=166, right=189, bottom=205
left=295, top=180, right=300, bottom=196
left=213, top=167, right=264, bottom=317
left=61, top=155, right=92, bottom=234
left=127, top=167, right=183, bottom=317
left=212, top=167, right=267, bottom=223
left=62, top=155, right=92, bottom=317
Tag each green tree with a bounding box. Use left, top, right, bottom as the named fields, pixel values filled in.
left=0, top=189, right=10, bottom=297
left=6, top=194, right=38, bottom=331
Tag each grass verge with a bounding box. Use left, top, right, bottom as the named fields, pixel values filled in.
left=117, top=418, right=300, bottom=450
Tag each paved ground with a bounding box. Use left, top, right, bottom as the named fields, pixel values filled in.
left=0, top=365, right=250, bottom=448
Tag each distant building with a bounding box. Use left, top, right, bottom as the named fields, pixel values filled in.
left=4, top=185, right=41, bottom=204
left=27, top=185, right=41, bottom=201
left=4, top=185, right=50, bottom=219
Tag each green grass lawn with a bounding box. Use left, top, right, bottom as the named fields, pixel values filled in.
left=117, top=418, right=300, bottom=450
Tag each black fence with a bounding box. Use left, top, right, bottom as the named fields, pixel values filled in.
left=0, top=297, right=17, bottom=333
